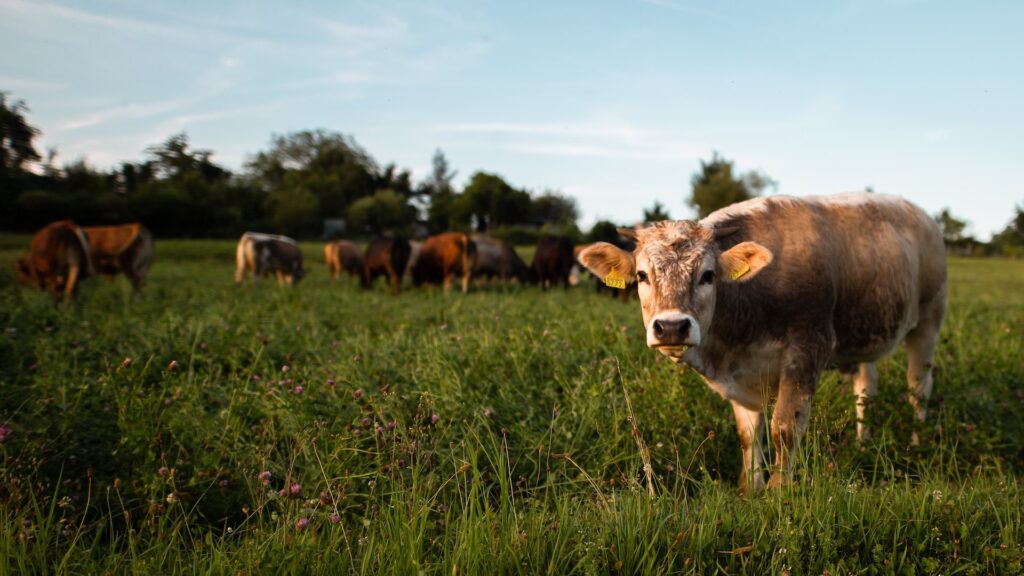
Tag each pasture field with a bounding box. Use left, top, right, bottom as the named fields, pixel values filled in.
left=1, top=236, right=1022, bottom=574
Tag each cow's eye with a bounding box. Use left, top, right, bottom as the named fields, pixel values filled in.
left=636, top=270, right=648, bottom=283
left=699, top=270, right=715, bottom=285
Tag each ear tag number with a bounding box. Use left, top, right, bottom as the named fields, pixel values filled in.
left=730, top=262, right=750, bottom=281
left=604, top=267, right=627, bottom=289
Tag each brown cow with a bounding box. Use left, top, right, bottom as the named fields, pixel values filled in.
left=363, top=236, right=411, bottom=295
left=579, top=193, right=947, bottom=495
left=82, top=223, right=154, bottom=295
left=235, top=232, right=304, bottom=286
left=412, top=232, right=477, bottom=293
left=16, top=220, right=93, bottom=300
left=531, top=236, right=575, bottom=290
left=325, top=240, right=364, bottom=283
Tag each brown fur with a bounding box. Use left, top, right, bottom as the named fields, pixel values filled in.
left=579, top=193, right=947, bottom=494
left=16, top=220, right=93, bottom=301
left=325, top=240, right=364, bottom=282
left=472, top=235, right=528, bottom=286
left=412, top=232, right=477, bottom=293
left=363, top=236, right=411, bottom=295
left=531, top=236, right=575, bottom=290
left=82, top=223, right=154, bottom=295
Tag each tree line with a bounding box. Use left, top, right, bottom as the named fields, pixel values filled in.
left=2, top=92, right=1022, bottom=252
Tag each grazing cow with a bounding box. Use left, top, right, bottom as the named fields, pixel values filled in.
left=16, top=220, right=93, bottom=300
left=235, top=232, right=305, bottom=286
left=363, top=236, right=412, bottom=295
left=412, top=232, right=477, bottom=293
left=325, top=240, right=364, bottom=283
left=82, top=223, right=154, bottom=295
left=471, top=234, right=527, bottom=287
left=531, top=236, right=575, bottom=290
left=578, top=193, right=947, bottom=495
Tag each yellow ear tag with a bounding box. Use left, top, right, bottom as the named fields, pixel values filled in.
left=730, top=261, right=750, bottom=281
left=604, top=267, right=627, bottom=289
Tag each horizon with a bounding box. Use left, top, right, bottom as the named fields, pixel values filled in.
left=2, top=0, right=1021, bottom=239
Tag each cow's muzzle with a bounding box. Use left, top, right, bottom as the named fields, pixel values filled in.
left=647, top=311, right=700, bottom=350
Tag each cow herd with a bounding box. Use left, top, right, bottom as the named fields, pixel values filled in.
left=234, top=230, right=588, bottom=295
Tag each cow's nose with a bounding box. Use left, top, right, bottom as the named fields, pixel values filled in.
left=652, top=317, right=691, bottom=343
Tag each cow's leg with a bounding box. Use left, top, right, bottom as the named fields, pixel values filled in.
left=389, top=270, right=400, bottom=295
left=905, top=283, right=946, bottom=445
left=461, top=270, right=470, bottom=294
left=767, top=349, right=820, bottom=489
left=64, top=264, right=80, bottom=300
left=442, top=271, right=452, bottom=293
left=732, top=401, right=765, bottom=496
left=852, top=362, right=878, bottom=441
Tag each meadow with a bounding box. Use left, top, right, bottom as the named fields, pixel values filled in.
left=0, top=236, right=1021, bottom=574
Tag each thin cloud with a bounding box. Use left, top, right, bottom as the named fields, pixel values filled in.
left=0, top=75, right=65, bottom=92
left=60, top=99, right=186, bottom=131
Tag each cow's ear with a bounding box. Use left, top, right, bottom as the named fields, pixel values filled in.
left=578, top=242, right=635, bottom=281
left=718, top=241, right=772, bottom=283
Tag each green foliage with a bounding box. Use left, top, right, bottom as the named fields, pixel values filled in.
left=587, top=220, right=622, bottom=244
left=643, top=200, right=670, bottom=223
left=346, top=188, right=417, bottom=235
left=0, top=92, right=41, bottom=173
left=0, top=239, right=1021, bottom=572
left=689, top=152, right=775, bottom=218
left=935, top=207, right=968, bottom=245
left=531, top=190, right=579, bottom=226
left=457, top=172, right=532, bottom=231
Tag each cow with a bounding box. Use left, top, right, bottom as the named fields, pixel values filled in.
left=16, top=219, right=93, bottom=301
left=578, top=193, right=947, bottom=495
left=235, top=232, right=305, bottom=286
left=471, top=234, right=527, bottom=287
left=531, top=236, right=575, bottom=290
left=412, top=232, right=477, bottom=293
left=325, top=240, right=364, bottom=283
left=82, top=223, right=154, bottom=295
left=363, top=236, right=412, bottom=295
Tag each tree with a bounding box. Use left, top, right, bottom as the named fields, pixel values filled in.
left=643, top=201, right=670, bottom=223
left=688, top=152, right=775, bottom=218
left=457, top=172, right=531, bottom=231
left=587, top=220, right=621, bottom=243
left=347, top=188, right=417, bottom=235
left=934, top=208, right=968, bottom=245
left=0, top=93, right=41, bottom=174
left=991, top=203, right=1024, bottom=251
left=531, top=190, right=579, bottom=226
left=420, top=149, right=459, bottom=233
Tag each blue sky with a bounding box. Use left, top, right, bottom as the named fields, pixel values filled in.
left=2, top=0, right=1021, bottom=238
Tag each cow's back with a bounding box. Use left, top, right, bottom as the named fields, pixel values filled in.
left=704, top=193, right=946, bottom=362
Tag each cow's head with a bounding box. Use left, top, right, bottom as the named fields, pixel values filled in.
left=578, top=221, right=773, bottom=360
left=15, top=257, right=36, bottom=286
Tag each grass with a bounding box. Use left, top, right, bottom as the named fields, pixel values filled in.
left=0, top=235, right=1022, bottom=574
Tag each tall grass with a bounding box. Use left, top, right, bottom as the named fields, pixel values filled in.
left=0, top=237, right=1021, bottom=573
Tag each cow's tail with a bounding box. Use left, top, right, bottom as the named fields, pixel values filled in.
left=72, top=225, right=95, bottom=277
left=134, top=226, right=155, bottom=278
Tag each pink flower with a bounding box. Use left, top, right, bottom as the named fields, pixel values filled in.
left=328, top=513, right=341, bottom=524
left=294, top=517, right=309, bottom=531
left=157, top=466, right=169, bottom=477
left=281, top=365, right=290, bottom=373
left=352, top=389, right=364, bottom=399
left=289, top=483, right=301, bottom=496
left=386, top=420, right=396, bottom=431
left=430, top=413, right=440, bottom=425
left=0, top=426, right=12, bottom=442
left=257, top=470, right=272, bottom=485
left=293, top=385, right=304, bottom=395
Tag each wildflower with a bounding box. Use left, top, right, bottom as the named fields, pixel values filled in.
left=431, top=413, right=440, bottom=425
left=166, top=493, right=178, bottom=505
left=0, top=425, right=12, bottom=442
left=352, top=354, right=361, bottom=362
left=293, top=385, right=304, bottom=395
left=252, top=374, right=262, bottom=382
left=484, top=407, right=495, bottom=418
left=157, top=466, right=169, bottom=477
left=326, top=378, right=336, bottom=388
left=328, top=513, right=341, bottom=524
left=281, top=365, right=290, bottom=373
left=257, top=470, right=272, bottom=485
left=386, top=420, right=396, bottom=431
left=121, top=357, right=132, bottom=368
left=353, top=388, right=364, bottom=399
left=294, top=517, right=309, bottom=531
left=289, top=483, right=301, bottom=496
left=219, top=479, right=230, bottom=488
left=360, top=418, right=370, bottom=428
left=167, top=360, right=178, bottom=372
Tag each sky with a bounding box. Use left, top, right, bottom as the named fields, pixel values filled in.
left=2, top=0, right=1021, bottom=238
